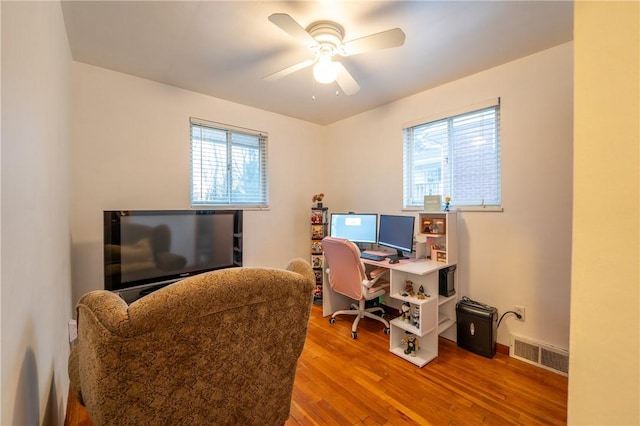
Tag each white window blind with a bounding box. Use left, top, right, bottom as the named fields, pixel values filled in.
left=191, top=118, right=268, bottom=207
left=403, top=102, right=501, bottom=209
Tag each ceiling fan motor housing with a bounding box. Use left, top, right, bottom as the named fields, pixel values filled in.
left=306, top=21, right=345, bottom=56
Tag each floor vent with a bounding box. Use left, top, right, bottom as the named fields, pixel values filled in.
left=510, top=334, right=568, bottom=376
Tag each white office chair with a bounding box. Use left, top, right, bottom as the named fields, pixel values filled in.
left=321, top=236, right=391, bottom=339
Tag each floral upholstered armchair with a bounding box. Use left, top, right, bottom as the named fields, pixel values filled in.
left=68, top=258, right=315, bottom=426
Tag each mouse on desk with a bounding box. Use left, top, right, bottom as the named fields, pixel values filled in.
left=388, top=258, right=400, bottom=264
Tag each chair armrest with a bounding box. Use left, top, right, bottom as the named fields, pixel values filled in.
left=368, top=267, right=388, bottom=279
left=76, top=290, right=130, bottom=335
left=362, top=268, right=389, bottom=288
left=285, top=258, right=315, bottom=286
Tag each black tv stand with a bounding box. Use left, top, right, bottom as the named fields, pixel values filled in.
left=138, top=282, right=171, bottom=298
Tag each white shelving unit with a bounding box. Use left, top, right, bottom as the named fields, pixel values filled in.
left=387, top=268, right=439, bottom=367
left=418, top=211, right=458, bottom=265
left=386, top=211, right=459, bottom=367
left=438, top=294, right=457, bottom=341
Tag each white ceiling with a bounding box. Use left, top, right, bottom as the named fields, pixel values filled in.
left=61, top=1, right=573, bottom=125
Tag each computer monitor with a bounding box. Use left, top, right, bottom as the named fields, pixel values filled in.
left=378, top=214, right=415, bottom=260
left=330, top=213, right=378, bottom=249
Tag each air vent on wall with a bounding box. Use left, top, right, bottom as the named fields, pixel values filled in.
left=510, top=334, right=569, bottom=376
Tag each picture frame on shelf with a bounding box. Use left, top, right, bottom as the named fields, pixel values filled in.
left=311, top=225, right=325, bottom=239
left=311, top=208, right=327, bottom=224
left=311, top=241, right=323, bottom=254
left=424, top=195, right=442, bottom=212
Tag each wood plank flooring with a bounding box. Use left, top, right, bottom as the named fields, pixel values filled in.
left=65, top=304, right=568, bottom=425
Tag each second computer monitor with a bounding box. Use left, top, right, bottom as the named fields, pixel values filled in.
left=378, top=214, right=415, bottom=260
left=330, top=213, right=378, bottom=246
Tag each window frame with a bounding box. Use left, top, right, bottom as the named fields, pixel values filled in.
left=402, top=99, right=502, bottom=212
left=190, top=118, right=269, bottom=208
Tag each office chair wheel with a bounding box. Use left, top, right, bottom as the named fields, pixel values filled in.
left=383, top=327, right=391, bottom=335
left=351, top=331, right=358, bottom=339
left=329, top=317, right=336, bottom=324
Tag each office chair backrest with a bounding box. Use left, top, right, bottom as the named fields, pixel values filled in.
left=322, top=237, right=367, bottom=300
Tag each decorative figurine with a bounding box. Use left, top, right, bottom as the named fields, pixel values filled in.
left=417, top=285, right=428, bottom=299
left=400, top=302, right=412, bottom=323
left=444, top=196, right=451, bottom=212
left=404, top=280, right=415, bottom=297
left=412, top=308, right=420, bottom=329
left=401, top=332, right=420, bottom=356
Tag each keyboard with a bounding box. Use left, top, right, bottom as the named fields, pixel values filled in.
left=360, top=252, right=386, bottom=262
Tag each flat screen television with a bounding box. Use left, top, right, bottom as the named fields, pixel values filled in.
left=330, top=213, right=378, bottom=249
left=378, top=214, right=415, bottom=260
left=104, top=209, right=242, bottom=302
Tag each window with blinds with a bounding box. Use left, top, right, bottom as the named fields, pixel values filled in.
left=403, top=102, right=501, bottom=209
left=191, top=118, right=268, bottom=207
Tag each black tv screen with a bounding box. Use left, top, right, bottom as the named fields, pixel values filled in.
left=104, top=210, right=242, bottom=298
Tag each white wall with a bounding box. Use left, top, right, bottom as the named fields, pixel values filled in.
left=72, top=44, right=573, bottom=352
left=70, top=63, right=325, bottom=303
left=1, top=2, right=72, bottom=425
left=325, top=43, right=574, bottom=350
left=569, top=2, right=639, bottom=424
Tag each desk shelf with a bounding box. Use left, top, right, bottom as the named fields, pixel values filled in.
left=390, top=345, right=437, bottom=367
left=419, top=212, right=457, bottom=264
left=438, top=294, right=457, bottom=339
left=387, top=269, right=441, bottom=365
left=389, top=323, right=438, bottom=367
left=390, top=317, right=436, bottom=336
left=384, top=211, right=459, bottom=367
left=438, top=315, right=456, bottom=335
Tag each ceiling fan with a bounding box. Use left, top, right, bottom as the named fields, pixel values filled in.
left=263, top=13, right=406, bottom=95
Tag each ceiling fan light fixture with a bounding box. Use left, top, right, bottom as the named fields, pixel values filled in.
left=265, top=14, right=404, bottom=95
left=313, top=56, right=339, bottom=84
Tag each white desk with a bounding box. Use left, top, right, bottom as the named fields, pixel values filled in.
left=322, top=252, right=457, bottom=367
left=322, top=254, right=447, bottom=316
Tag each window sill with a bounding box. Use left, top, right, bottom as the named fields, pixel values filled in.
left=403, top=206, right=503, bottom=213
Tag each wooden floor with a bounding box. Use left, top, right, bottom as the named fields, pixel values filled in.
left=66, top=304, right=568, bottom=425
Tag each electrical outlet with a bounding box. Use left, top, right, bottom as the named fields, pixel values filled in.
left=68, top=319, right=78, bottom=343
left=514, top=305, right=526, bottom=322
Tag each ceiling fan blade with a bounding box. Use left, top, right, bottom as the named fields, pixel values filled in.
left=268, top=13, right=318, bottom=49
left=340, top=28, right=405, bottom=56
left=335, top=62, right=360, bottom=95
left=263, top=59, right=315, bottom=81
